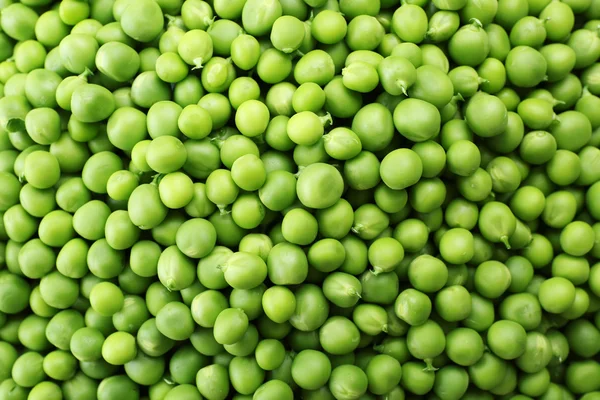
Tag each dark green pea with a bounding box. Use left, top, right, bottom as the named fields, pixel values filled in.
left=359, top=270, right=399, bottom=305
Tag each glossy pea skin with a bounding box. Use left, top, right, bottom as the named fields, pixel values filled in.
left=342, top=62, right=379, bottom=94
left=449, top=22, right=490, bottom=67
left=465, top=92, right=508, bottom=138
left=427, top=11, right=460, bottom=43
left=505, top=46, right=548, bottom=89
left=393, top=99, right=441, bottom=143
left=400, top=361, right=435, bottom=395
left=346, top=15, right=385, bottom=51
left=1, top=4, right=39, bottom=42
left=329, top=365, right=368, bottom=400
left=457, top=168, right=492, bottom=201
left=392, top=4, right=428, bottom=44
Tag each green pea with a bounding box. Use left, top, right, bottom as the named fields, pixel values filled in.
left=71, top=83, right=115, bottom=123
left=95, top=42, right=140, bottom=84
left=391, top=4, right=428, bottom=44
left=1, top=4, right=39, bottom=41
left=340, top=61, right=378, bottom=94
left=327, top=364, right=368, bottom=400
left=323, top=76, right=363, bottom=118
left=221, top=252, right=267, bottom=290
left=427, top=11, right=459, bottom=44
left=154, top=301, right=194, bottom=342
left=478, top=202, right=517, bottom=248
left=345, top=15, right=385, bottom=51
left=194, top=364, right=229, bottom=400
left=445, top=327, right=484, bottom=367
left=96, top=22, right=136, bottom=47
left=377, top=56, right=417, bottom=97
left=505, top=46, right=548, bottom=88
left=486, top=156, right=522, bottom=193
left=448, top=21, right=490, bottom=67
left=465, top=92, right=509, bottom=138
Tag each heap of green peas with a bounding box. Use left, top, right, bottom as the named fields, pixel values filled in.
left=1, top=0, right=600, bottom=398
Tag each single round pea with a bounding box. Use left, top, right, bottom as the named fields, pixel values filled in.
left=319, top=316, right=360, bottom=355
left=474, top=260, right=512, bottom=299
left=328, top=365, right=368, bottom=400
left=487, top=320, right=528, bottom=360
left=90, top=282, right=124, bottom=317
left=394, top=288, right=432, bottom=326
left=436, top=285, right=473, bottom=322
left=393, top=98, right=441, bottom=143
left=446, top=327, right=485, bottom=366
left=465, top=92, right=508, bottom=138
left=538, top=277, right=576, bottom=314
left=156, top=301, right=195, bottom=341
left=406, top=319, right=446, bottom=370
left=262, top=286, right=296, bottom=324
left=101, top=331, right=137, bottom=365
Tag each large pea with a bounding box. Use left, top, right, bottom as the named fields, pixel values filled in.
left=465, top=92, right=508, bottom=138
left=505, top=46, right=547, bottom=88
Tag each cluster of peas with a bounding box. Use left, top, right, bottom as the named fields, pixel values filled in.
left=2, top=0, right=600, bottom=398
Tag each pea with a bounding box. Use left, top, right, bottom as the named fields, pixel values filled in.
left=290, top=284, right=329, bottom=332
left=566, top=360, right=600, bottom=394
left=436, top=285, right=473, bottom=322
left=400, top=361, right=435, bottom=395
left=433, top=365, right=469, bottom=400
left=446, top=327, right=485, bottom=366
left=1, top=4, right=39, bottom=41
left=329, top=365, right=368, bottom=400
left=449, top=21, right=490, bottom=67
left=324, top=76, right=363, bottom=119
left=297, top=163, right=344, bottom=209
